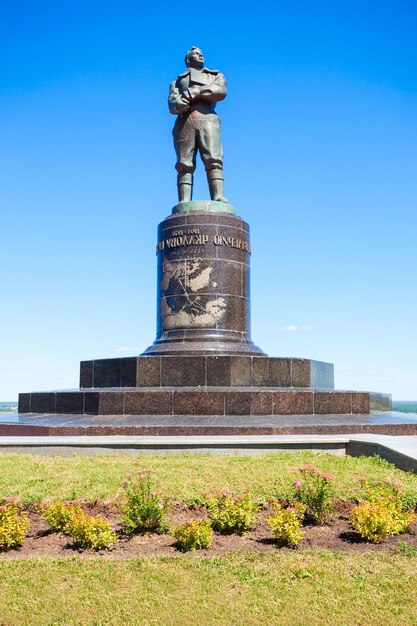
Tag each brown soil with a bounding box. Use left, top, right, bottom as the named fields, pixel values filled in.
left=1, top=501, right=416, bottom=560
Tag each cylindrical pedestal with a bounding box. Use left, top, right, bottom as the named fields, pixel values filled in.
left=143, top=208, right=264, bottom=355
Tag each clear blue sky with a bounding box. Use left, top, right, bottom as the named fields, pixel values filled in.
left=1, top=1, right=416, bottom=401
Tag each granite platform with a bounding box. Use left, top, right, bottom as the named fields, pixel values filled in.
left=18, top=387, right=391, bottom=417
left=1, top=411, right=416, bottom=437
left=16, top=207, right=394, bottom=433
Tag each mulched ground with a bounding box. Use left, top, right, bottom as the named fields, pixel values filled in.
left=1, top=501, right=416, bottom=560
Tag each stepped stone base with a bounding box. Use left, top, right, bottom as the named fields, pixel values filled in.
left=79, top=356, right=334, bottom=389
left=19, top=388, right=391, bottom=417
left=16, top=203, right=394, bottom=429
left=0, top=411, right=412, bottom=438
left=19, top=356, right=391, bottom=418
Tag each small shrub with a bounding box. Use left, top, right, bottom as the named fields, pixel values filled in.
left=39, top=500, right=83, bottom=533
left=65, top=512, right=117, bottom=550
left=206, top=490, right=257, bottom=535
left=359, top=478, right=417, bottom=512
left=268, top=501, right=306, bottom=548
left=172, top=519, right=213, bottom=552
left=351, top=501, right=393, bottom=543
left=293, top=464, right=334, bottom=524
left=122, top=471, right=168, bottom=535
left=0, top=498, right=30, bottom=550
left=350, top=500, right=414, bottom=543
left=351, top=477, right=416, bottom=543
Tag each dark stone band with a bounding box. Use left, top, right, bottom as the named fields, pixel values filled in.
left=18, top=388, right=391, bottom=416
left=79, top=356, right=334, bottom=389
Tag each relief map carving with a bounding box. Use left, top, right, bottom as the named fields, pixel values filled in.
left=160, top=260, right=226, bottom=329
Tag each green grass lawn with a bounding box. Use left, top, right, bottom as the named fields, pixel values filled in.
left=1, top=552, right=417, bottom=625
left=1, top=451, right=417, bottom=625
left=1, top=451, right=417, bottom=505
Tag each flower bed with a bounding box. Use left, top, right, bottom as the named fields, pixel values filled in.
left=1, top=465, right=416, bottom=558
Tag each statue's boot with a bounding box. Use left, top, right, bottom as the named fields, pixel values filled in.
left=207, top=170, right=228, bottom=203
left=177, top=172, right=193, bottom=202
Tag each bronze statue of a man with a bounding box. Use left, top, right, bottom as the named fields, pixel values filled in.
left=169, top=47, right=228, bottom=203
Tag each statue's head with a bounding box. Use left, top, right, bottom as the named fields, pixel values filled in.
left=185, top=47, right=204, bottom=69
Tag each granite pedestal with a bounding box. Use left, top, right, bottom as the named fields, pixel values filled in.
left=144, top=209, right=263, bottom=355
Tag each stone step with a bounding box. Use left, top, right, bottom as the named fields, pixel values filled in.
left=19, top=387, right=391, bottom=416
left=80, top=355, right=334, bottom=389
left=0, top=413, right=415, bottom=439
